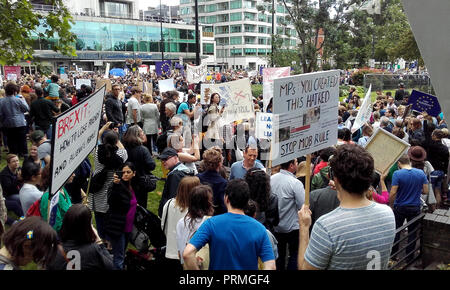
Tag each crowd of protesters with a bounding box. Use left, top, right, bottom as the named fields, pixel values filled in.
left=0, top=67, right=448, bottom=271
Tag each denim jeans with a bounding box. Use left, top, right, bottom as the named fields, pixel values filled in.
left=392, top=205, right=421, bottom=262
left=108, top=232, right=130, bottom=270
left=274, top=230, right=299, bottom=270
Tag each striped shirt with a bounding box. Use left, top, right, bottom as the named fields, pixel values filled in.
left=87, top=147, right=128, bottom=213
left=304, top=202, right=396, bottom=270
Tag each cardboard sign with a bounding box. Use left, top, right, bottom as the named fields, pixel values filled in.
left=76, top=79, right=91, bottom=90
left=50, top=86, right=106, bottom=195
left=271, top=70, right=340, bottom=166
left=159, top=78, right=175, bottom=92
left=104, top=63, right=110, bottom=79
left=138, top=81, right=153, bottom=95
left=96, top=78, right=112, bottom=92
left=364, top=128, right=410, bottom=175
left=263, top=67, right=291, bottom=111
left=186, top=63, right=207, bottom=83
left=351, top=84, right=372, bottom=133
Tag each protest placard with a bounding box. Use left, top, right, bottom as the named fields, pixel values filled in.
left=200, top=79, right=254, bottom=123
left=4, top=66, right=21, bottom=80
left=104, top=63, right=110, bottom=79
left=364, top=128, right=410, bottom=175
left=159, top=78, right=175, bottom=92
left=60, top=73, right=68, bottom=81
left=408, top=90, right=442, bottom=117
left=255, top=112, right=275, bottom=139
left=351, top=84, right=372, bottom=133
left=263, top=67, right=291, bottom=111
left=271, top=70, right=340, bottom=167
left=49, top=85, right=106, bottom=195
left=138, top=81, right=153, bottom=95
left=96, top=78, right=112, bottom=92
left=76, top=79, right=91, bottom=90
left=186, top=63, right=207, bottom=83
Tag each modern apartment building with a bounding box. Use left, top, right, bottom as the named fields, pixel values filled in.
left=27, top=0, right=215, bottom=72
left=179, top=0, right=299, bottom=71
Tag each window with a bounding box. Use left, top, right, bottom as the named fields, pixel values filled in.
left=244, top=48, right=257, bottom=55
left=230, top=36, right=242, bottom=45
left=230, top=48, right=242, bottom=56
left=103, top=1, right=130, bottom=18
left=258, top=37, right=267, bottom=45
left=230, top=0, right=242, bottom=9
left=216, top=37, right=229, bottom=45
left=244, top=12, right=256, bottom=21
left=206, top=15, right=217, bottom=24
left=277, top=5, right=284, bottom=13
left=215, top=26, right=229, bottom=34
left=217, top=14, right=229, bottom=22
left=203, top=43, right=214, bottom=55
left=218, top=2, right=229, bottom=10
left=258, top=48, right=267, bottom=55
left=180, top=0, right=191, bottom=4
left=258, top=14, right=266, bottom=22
left=244, top=1, right=256, bottom=8
left=231, top=25, right=242, bottom=33
left=244, top=37, right=256, bottom=44
left=244, top=25, right=255, bottom=32
left=206, top=4, right=217, bottom=12
left=258, top=26, right=267, bottom=34
left=230, top=12, right=242, bottom=21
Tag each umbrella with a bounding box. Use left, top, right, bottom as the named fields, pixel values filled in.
left=109, top=68, right=126, bottom=77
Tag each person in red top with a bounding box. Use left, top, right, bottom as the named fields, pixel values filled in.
left=313, top=147, right=336, bottom=175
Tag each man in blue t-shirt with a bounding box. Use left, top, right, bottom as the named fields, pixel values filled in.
left=229, top=145, right=265, bottom=180
left=183, top=179, right=276, bottom=270
left=389, top=154, right=428, bottom=262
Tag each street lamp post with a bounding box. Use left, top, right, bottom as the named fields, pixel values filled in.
left=233, top=46, right=236, bottom=69
left=160, top=0, right=164, bottom=61
left=194, top=0, right=201, bottom=65
left=271, top=0, right=274, bottom=67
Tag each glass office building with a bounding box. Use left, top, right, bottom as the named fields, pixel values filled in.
left=31, top=15, right=203, bottom=71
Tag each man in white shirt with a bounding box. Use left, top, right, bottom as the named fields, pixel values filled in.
left=126, top=87, right=142, bottom=128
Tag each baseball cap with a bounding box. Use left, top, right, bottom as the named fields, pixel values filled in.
left=158, top=148, right=178, bottom=161
left=30, top=130, right=45, bottom=143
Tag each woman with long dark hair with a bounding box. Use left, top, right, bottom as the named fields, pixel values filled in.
left=18, top=161, right=42, bottom=214
left=176, top=184, right=214, bottom=269
left=122, top=125, right=156, bottom=208
left=47, top=204, right=114, bottom=270
left=244, top=167, right=279, bottom=233
left=105, top=162, right=139, bottom=270
left=87, top=130, right=127, bottom=241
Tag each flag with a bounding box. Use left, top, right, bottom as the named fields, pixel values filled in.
left=175, top=62, right=185, bottom=76
left=351, top=84, right=372, bottom=133
left=408, top=90, right=441, bottom=117
left=155, top=60, right=172, bottom=76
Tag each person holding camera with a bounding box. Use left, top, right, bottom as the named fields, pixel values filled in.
left=105, top=162, right=138, bottom=270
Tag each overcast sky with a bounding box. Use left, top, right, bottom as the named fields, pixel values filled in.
left=139, top=0, right=180, bottom=10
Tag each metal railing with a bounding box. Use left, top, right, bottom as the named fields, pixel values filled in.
left=388, top=212, right=426, bottom=270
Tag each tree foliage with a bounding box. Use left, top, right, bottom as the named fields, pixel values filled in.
left=0, top=0, right=76, bottom=65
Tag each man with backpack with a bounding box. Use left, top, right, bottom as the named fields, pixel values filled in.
left=157, top=148, right=193, bottom=217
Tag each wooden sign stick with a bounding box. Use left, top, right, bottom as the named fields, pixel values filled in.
left=304, top=154, right=312, bottom=206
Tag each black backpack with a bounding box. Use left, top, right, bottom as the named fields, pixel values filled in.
left=155, top=130, right=172, bottom=153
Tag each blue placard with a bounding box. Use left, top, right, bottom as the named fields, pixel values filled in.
left=408, top=90, right=441, bottom=117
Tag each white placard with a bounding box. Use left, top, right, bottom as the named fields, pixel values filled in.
left=7, top=74, right=17, bottom=81
left=255, top=112, right=274, bottom=139
left=271, top=70, right=340, bottom=166
left=50, top=86, right=106, bottom=195
left=60, top=73, right=68, bottom=81
left=138, top=66, right=148, bottom=74
left=186, top=63, right=207, bottom=84
left=159, top=78, right=175, bottom=92
left=263, top=67, right=291, bottom=111
left=104, top=63, right=110, bottom=79
left=76, top=79, right=91, bottom=90
left=351, top=84, right=372, bottom=133
left=200, top=79, right=254, bottom=123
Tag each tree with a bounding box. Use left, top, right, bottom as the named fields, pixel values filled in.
left=277, top=0, right=364, bottom=73
left=0, top=0, right=76, bottom=65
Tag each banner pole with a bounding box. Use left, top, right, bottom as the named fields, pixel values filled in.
left=304, top=154, right=312, bottom=207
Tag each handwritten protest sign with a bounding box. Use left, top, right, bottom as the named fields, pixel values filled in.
left=138, top=81, right=153, bottom=95
left=186, top=63, right=207, bottom=83
left=271, top=70, right=340, bottom=166
left=50, top=86, right=106, bottom=195
left=255, top=112, right=276, bottom=140
left=104, top=63, right=110, bottom=79
left=159, top=78, right=175, bottom=92
left=351, top=84, right=372, bottom=133
left=263, top=67, right=291, bottom=111
left=364, top=128, right=410, bottom=175
left=76, top=79, right=91, bottom=90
